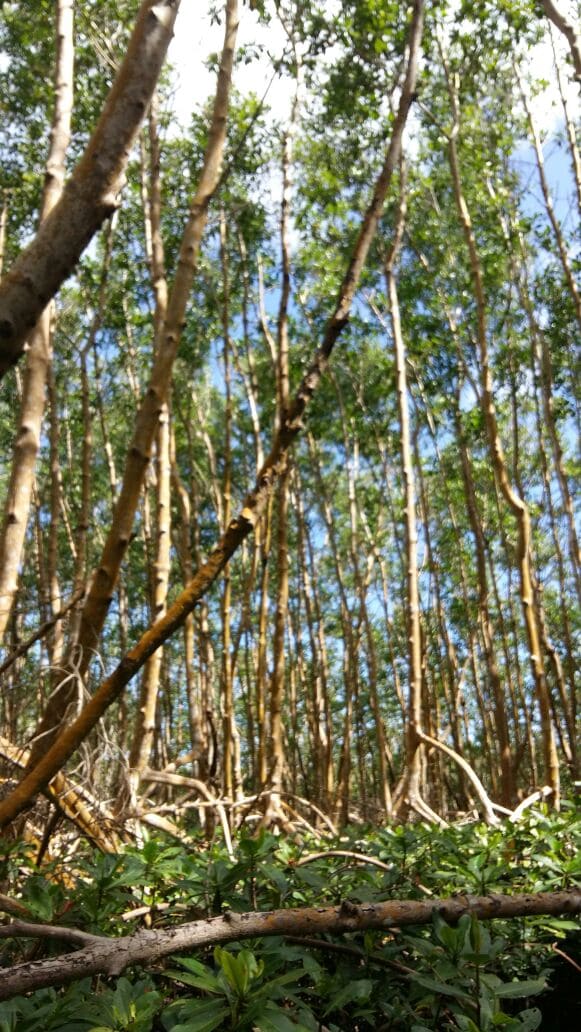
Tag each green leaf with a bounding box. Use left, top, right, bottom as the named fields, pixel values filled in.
left=164, top=970, right=223, bottom=994
left=214, top=946, right=261, bottom=997
left=323, top=979, right=373, bottom=1015
left=167, top=999, right=231, bottom=1032
left=407, top=973, right=473, bottom=1002
left=494, top=979, right=546, bottom=999
left=254, top=1003, right=302, bottom=1032
left=24, top=879, right=55, bottom=921
left=293, top=869, right=327, bottom=890
left=516, top=1008, right=542, bottom=1031
left=454, top=1018, right=481, bottom=1032
left=536, top=918, right=580, bottom=933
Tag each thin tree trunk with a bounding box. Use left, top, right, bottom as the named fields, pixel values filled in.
left=513, top=225, right=581, bottom=606
left=0, top=0, right=74, bottom=643
left=170, top=428, right=206, bottom=778
left=126, top=402, right=171, bottom=801
left=384, top=170, right=430, bottom=818
left=46, top=363, right=65, bottom=670
left=296, top=469, right=334, bottom=803
left=24, top=1, right=239, bottom=773
left=453, top=390, right=515, bottom=806
left=444, top=68, right=560, bottom=804
left=332, top=373, right=392, bottom=818
left=517, top=68, right=581, bottom=332
left=265, top=55, right=300, bottom=823
left=551, top=28, right=581, bottom=220
left=0, top=192, right=7, bottom=277
left=219, top=210, right=236, bottom=804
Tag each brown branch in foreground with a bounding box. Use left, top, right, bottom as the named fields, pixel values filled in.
left=0, top=0, right=425, bottom=832
left=0, top=890, right=579, bottom=1000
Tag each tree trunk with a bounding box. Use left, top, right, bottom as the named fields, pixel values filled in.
left=0, top=0, right=74, bottom=644
left=0, top=0, right=180, bottom=377
left=444, top=68, right=560, bottom=806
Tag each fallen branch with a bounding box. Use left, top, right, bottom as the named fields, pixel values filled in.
left=416, top=730, right=500, bottom=826
left=293, top=850, right=434, bottom=896
left=0, top=735, right=121, bottom=852
left=142, top=769, right=235, bottom=859
left=295, top=850, right=393, bottom=872
left=0, top=889, right=579, bottom=1000
left=510, top=786, right=554, bottom=822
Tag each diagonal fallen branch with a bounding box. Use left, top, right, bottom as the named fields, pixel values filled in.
left=0, top=889, right=578, bottom=1000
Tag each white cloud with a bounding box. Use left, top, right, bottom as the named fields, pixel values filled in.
left=168, top=2, right=291, bottom=128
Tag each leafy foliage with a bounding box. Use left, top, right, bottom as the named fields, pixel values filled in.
left=0, top=805, right=579, bottom=1030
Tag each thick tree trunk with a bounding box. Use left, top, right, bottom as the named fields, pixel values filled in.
left=538, top=0, right=581, bottom=80
left=0, top=0, right=180, bottom=377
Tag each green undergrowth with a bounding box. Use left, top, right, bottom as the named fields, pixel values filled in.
left=0, top=802, right=579, bottom=1031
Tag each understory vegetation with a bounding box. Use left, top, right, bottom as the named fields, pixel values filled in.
left=0, top=804, right=579, bottom=1030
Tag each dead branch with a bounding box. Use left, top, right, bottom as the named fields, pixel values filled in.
left=295, top=850, right=393, bottom=872
left=0, top=922, right=106, bottom=947
left=0, top=889, right=579, bottom=1000
left=416, top=730, right=500, bottom=826
left=510, top=787, right=554, bottom=822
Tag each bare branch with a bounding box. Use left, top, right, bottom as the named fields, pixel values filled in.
left=0, top=889, right=579, bottom=1000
